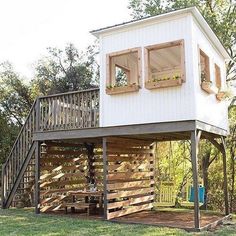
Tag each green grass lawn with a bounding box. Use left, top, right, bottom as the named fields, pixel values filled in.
left=0, top=208, right=235, bottom=236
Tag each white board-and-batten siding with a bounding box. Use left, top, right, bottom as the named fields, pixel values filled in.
left=98, top=13, right=228, bottom=132
left=191, top=18, right=228, bottom=131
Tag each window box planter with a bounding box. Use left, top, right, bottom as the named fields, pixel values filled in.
left=106, top=84, right=140, bottom=95
left=216, top=91, right=226, bottom=101
left=201, top=81, right=217, bottom=94
left=145, top=77, right=182, bottom=90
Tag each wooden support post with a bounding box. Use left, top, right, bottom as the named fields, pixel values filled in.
left=221, top=137, right=229, bottom=215
left=1, top=163, right=5, bottom=208
left=35, top=141, right=40, bottom=214
left=85, top=143, right=95, bottom=185
left=190, top=130, right=201, bottom=229
left=103, top=137, right=108, bottom=220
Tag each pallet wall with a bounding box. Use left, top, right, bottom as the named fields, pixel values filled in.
left=104, top=137, right=155, bottom=220
left=40, top=141, right=103, bottom=212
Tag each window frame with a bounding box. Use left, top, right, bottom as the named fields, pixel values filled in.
left=199, top=48, right=211, bottom=83
left=214, top=63, right=221, bottom=90
left=144, top=39, right=185, bottom=90
left=106, top=47, right=142, bottom=95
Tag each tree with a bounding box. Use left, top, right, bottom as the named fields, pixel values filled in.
left=32, top=43, right=99, bottom=95
left=0, top=62, right=34, bottom=126
left=0, top=112, right=19, bottom=166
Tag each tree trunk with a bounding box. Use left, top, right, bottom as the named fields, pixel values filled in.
left=230, top=146, right=235, bottom=212
left=201, top=152, right=211, bottom=210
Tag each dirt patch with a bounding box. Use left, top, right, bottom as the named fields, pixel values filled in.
left=112, top=210, right=223, bottom=229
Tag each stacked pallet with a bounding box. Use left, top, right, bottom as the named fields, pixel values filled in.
left=105, top=137, right=155, bottom=220
left=40, top=141, right=103, bottom=212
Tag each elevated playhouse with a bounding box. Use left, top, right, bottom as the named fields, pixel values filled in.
left=1, top=7, right=231, bottom=231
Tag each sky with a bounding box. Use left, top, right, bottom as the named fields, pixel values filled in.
left=0, top=0, right=131, bottom=78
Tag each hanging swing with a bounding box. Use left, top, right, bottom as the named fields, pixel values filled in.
left=156, top=141, right=177, bottom=207
left=180, top=142, right=205, bottom=207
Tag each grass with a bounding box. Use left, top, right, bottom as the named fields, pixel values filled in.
left=0, top=208, right=235, bottom=236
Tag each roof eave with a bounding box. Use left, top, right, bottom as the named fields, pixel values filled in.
left=90, top=7, right=231, bottom=60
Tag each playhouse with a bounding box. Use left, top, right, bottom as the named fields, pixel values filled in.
left=1, top=7, right=230, bottom=231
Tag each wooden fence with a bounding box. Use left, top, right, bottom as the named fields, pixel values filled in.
left=104, top=137, right=155, bottom=220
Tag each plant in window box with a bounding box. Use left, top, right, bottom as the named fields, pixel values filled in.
left=145, top=74, right=182, bottom=90
left=200, top=75, right=217, bottom=94
left=106, top=82, right=139, bottom=95
left=216, top=90, right=228, bottom=101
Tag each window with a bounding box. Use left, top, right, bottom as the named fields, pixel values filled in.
left=215, top=63, right=225, bottom=101
left=144, top=40, right=185, bottom=90
left=106, top=48, right=141, bottom=95
left=199, top=49, right=216, bottom=94
left=199, top=49, right=210, bottom=83
left=215, top=64, right=221, bottom=90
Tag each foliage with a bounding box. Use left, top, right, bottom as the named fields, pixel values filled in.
left=32, top=43, right=99, bottom=96
left=0, top=112, right=19, bottom=169
left=0, top=62, right=34, bottom=126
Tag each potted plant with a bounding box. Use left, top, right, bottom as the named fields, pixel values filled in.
left=200, top=73, right=217, bottom=94
left=145, top=74, right=182, bottom=90
left=106, top=82, right=139, bottom=95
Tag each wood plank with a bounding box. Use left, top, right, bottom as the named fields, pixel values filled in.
left=106, top=149, right=154, bottom=155
left=52, top=172, right=85, bottom=179
left=107, top=137, right=154, bottom=146
left=46, top=150, right=87, bottom=155
left=107, top=187, right=154, bottom=200
left=107, top=155, right=153, bottom=162
left=41, top=187, right=86, bottom=196
left=107, top=203, right=153, bottom=220
left=107, top=194, right=154, bottom=209
left=107, top=179, right=154, bottom=191
left=40, top=179, right=85, bottom=188
left=107, top=171, right=154, bottom=181
left=108, top=163, right=154, bottom=172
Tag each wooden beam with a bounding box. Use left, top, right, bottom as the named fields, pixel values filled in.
left=35, top=141, right=40, bottom=214
left=33, top=120, right=197, bottom=141
left=103, top=137, right=108, bottom=220
left=221, top=137, right=229, bottom=215
left=205, top=135, right=229, bottom=215
left=196, top=121, right=227, bottom=137
left=190, top=130, right=201, bottom=229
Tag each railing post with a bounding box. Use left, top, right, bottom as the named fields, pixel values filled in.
left=35, top=98, right=40, bottom=132
left=1, top=163, right=5, bottom=208
left=35, top=141, right=40, bottom=214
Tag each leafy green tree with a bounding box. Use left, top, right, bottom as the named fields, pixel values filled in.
left=32, top=43, right=99, bottom=95
left=0, top=62, right=34, bottom=126
left=0, top=112, right=19, bottom=166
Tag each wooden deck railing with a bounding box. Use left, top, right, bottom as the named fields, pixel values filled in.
left=38, top=88, right=100, bottom=131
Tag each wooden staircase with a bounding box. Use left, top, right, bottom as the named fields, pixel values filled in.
left=1, top=88, right=100, bottom=209
left=1, top=100, right=38, bottom=208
